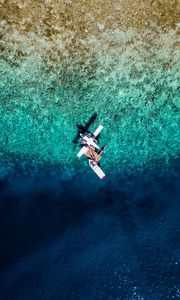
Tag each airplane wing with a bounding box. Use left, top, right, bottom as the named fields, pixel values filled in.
left=93, top=125, right=103, bottom=137
left=77, top=146, right=88, bottom=158
left=89, top=160, right=106, bottom=179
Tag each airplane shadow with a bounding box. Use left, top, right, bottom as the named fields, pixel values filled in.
left=73, top=113, right=97, bottom=145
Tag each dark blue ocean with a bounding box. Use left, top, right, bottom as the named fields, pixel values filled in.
left=0, top=160, right=179, bottom=300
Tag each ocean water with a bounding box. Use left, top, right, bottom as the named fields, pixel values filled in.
left=0, top=2, right=180, bottom=299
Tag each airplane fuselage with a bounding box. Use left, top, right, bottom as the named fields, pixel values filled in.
left=77, top=124, right=106, bottom=179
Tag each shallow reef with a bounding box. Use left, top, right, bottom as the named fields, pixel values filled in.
left=0, top=25, right=179, bottom=176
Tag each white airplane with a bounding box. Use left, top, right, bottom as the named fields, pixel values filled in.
left=77, top=125, right=106, bottom=179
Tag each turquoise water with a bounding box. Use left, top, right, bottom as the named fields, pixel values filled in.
left=0, top=29, right=179, bottom=177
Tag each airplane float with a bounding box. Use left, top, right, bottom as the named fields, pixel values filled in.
left=77, top=125, right=106, bottom=179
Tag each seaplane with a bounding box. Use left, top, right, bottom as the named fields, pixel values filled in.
left=77, top=124, right=106, bottom=179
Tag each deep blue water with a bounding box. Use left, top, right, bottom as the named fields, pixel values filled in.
left=0, top=159, right=179, bottom=300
